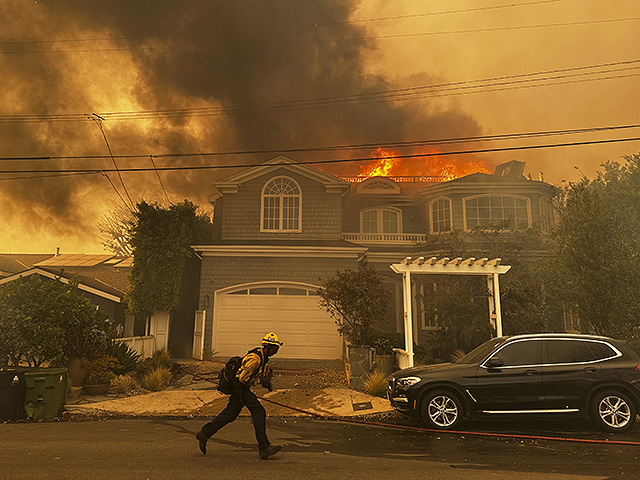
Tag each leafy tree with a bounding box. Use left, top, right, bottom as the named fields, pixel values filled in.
left=414, top=227, right=556, bottom=361
left=549, top=154, right=640, bottom=338
left=97, top=205, right=136, bottom=257
left=418, top=275, right=491, bottom=362
left=317, top=259, right=392, bottom=345
left=0, top=275, right=111, bottom=367
left=126, top=200, right=212, bottom=316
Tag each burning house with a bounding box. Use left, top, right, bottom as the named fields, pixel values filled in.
left=193, top=155, right=558, bottom=360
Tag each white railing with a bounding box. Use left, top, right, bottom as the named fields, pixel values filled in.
left=118, top=336, right=156, bottom=359
left=339, top=175, right=444, bottom=183
left=342, top=233, right=428, bottom=244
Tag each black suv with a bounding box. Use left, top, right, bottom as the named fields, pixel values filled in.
left=388, top=334, right=640, bottom=432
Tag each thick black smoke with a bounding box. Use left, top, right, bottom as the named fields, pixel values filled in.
left=0, top=1, right=481, bottom=250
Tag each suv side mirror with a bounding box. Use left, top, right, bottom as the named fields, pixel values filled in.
left=486, top=357, right=504, bottom=368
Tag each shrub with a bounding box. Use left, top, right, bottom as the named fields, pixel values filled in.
left=107, top=341, right=141, bottom=375
left=449, top=348, right=466, bottom=363
left=87, top=355, right=118, bottom=385
left=318, top=259, right=392, bottom=344
left=0, top=275, right=113, bottom=367
left=142, top=366, right=173, bottom=391
left=202, top=347, right=216, bottom=361
left=112, top=375, right=141, bottom=395
left=363, top=370, right=388, bottom=398
left=149, top=349, right=171, bottom=369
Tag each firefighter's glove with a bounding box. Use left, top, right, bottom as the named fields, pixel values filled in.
left=260, top=368, right=273, bottom=391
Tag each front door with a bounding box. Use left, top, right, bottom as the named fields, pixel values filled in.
left=472, top=339, right=544, bottom=411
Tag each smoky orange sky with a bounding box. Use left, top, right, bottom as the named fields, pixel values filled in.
left=1, top=0, right=638, bottom=253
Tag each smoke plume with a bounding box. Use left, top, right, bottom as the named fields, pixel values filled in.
left=0, top=1, right=481, bottom=252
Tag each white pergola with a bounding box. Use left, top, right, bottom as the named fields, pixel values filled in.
left=390, top=257, right=511, bottom=368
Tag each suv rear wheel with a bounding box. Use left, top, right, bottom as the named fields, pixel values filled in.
left=590, top=390, right=637, bottom=433
left=421, top=390, right=463, bottom=429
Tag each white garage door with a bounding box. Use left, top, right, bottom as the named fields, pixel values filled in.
left=214, top=283, right=342, bottom=359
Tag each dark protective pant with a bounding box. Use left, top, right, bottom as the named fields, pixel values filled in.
left=200, top=381, right=269, bottom=449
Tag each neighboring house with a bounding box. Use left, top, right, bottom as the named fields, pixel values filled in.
left=0, top=253, right=161, bottom=357
left=194, top=156, right=558, bottom=360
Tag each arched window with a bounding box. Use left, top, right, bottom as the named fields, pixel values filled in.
left=429, top=197, right=452, bottom=234
left=261, top=177, right=301, bottom=232
left=360, top=208, right=401, bottom=234
left=464, top=195, right=530, bottom=231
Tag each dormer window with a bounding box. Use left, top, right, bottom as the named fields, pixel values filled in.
left=261, top=177, right=301, bottom=232
left=360, top=207, right=401, bottom=234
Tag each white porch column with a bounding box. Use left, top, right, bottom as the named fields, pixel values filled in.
left=493, top=273, right=503, bottom=337
left=402, top=271, right=414, bottom=367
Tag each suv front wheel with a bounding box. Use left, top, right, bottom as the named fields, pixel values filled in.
left=590, top=390, right=637, bottom=433
left=421, top=390, right=463, bottom=430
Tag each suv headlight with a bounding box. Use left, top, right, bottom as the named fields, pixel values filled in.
left=396, top=376, right=421, bottom=388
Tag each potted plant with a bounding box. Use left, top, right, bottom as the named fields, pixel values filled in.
left=84, top=355, right=118, bottom=395
left=370, top=337, right=396, bottom=377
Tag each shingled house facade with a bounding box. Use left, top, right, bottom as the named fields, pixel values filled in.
left=193, top=156, right=558, bottom=360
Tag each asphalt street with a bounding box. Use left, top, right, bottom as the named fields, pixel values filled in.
left=1, top=416, right=639, bottom=479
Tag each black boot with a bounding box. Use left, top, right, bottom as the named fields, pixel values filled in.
left=259, top=445, right=282, bottom=460
left=195, top=431, right=208, bottom=455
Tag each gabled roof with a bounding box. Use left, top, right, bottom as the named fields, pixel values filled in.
left=0, top=267, right=124, bottom=303
left=0, top=253, right=132, bottom=302
left=0, top=253, right=55, bottom=276
left=211, top=156, right=350, bottom=199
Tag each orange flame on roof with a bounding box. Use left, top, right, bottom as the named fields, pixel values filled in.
left=359, top=147, right=489, bottom=181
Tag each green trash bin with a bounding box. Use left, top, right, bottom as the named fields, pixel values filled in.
left=24, top=368, right=68, bottom=420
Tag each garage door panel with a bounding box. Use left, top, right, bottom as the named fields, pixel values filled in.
left=307, top=345, right=340, bottom=358
left=278, top=298, right=308, bottom=310
left=307, top=324, right=337, bottom=335
left=279, top=332, right=308, bottom=344
left=278, top=312, right=308, bottom=323
left=274, top=322, right=307, bottom=336
left=215, top=284, right=342, bottom=359
left=248, top=297, right=277, bottom=309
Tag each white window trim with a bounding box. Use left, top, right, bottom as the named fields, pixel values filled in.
left=359, top=207, right=402, bottom=234
left=428, top=196, right=453, bottom=235
left=260, top=176, right=302, bottom=233
left=462, top=194, right=532, bottom=232
left=539, top=196, right=555, bottom=233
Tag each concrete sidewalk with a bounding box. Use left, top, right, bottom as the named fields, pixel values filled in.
left=65, top=385, right=394, bottom=418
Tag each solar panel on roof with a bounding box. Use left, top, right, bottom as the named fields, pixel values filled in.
left=34, top=254, right=114, bottom=267
left=114, top=258, right=133, bottom=267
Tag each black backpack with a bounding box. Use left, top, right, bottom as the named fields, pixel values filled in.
left=217, top=356, right=242, bottom=394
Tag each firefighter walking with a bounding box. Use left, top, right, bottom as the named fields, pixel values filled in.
left=196, top=332, right=283, bottom=460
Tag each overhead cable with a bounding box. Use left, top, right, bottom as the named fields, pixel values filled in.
left=0, top=59, right=638, bottom=124
left=0, top=136, right=638, bottom=176
left=0, top=123, right=638, bottom=163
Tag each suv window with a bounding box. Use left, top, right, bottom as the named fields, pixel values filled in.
left=587, top=341, right=618, bottom=361
left=492, top=340, right=540, bottom=367
left=545, top=339, right=594, bottom=364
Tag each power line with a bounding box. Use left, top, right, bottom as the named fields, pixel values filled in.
left=1, top=59, right=638, bottom=124
left=0, top=123, right=638, bottom=163
left=148, top=155, right=172, bottom=205
left=89, top=114, right=135, bottom=212
left=0, top=123, right=638, bottom=164
left=325, top=16, right=640, bottom=43
left=2, top=15, right=638, bottom=54
left=330, top=0, right=569, bottom=25
left=1, top=135, right=638, bottom=176
left=0, top=0, right=568, bottom=47
left=0, top=171, right=97, bottom=181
